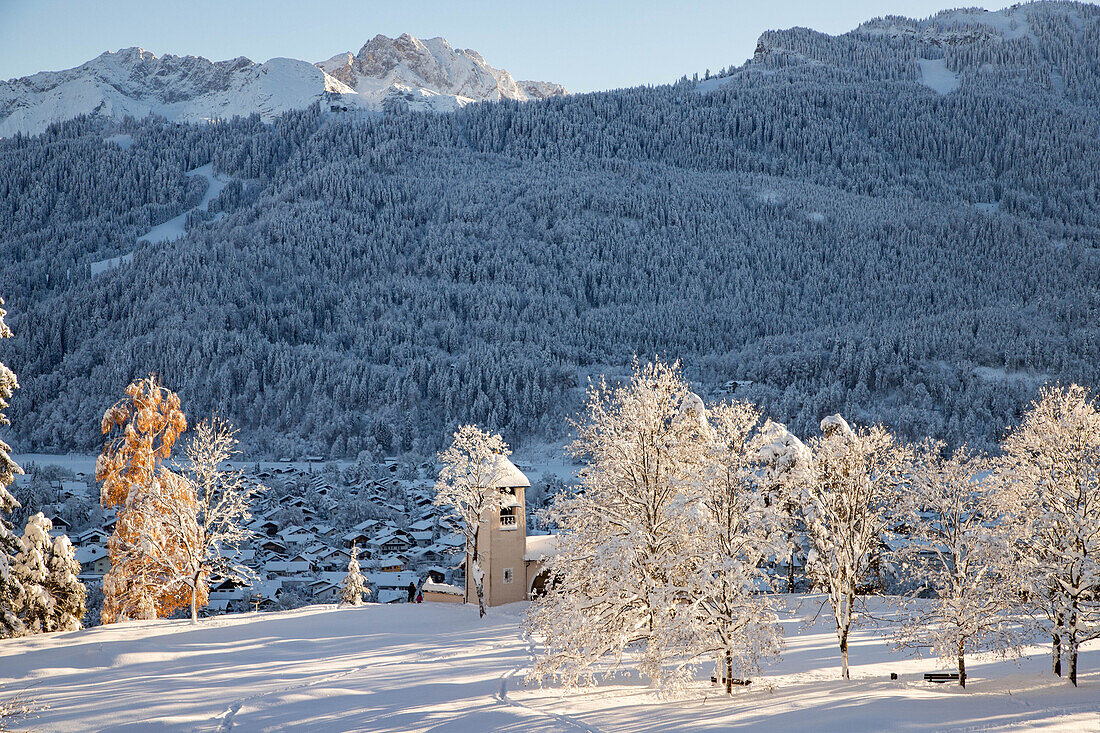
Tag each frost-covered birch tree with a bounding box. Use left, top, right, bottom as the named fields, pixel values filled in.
left=528, top=359, right=709, bottom=691
left=689, top=401, right=784, bottom=695
left=434, top=424, right=512, bottom=618
left=130, top=417, right=257, bottom=623
left=801, top=414, right=910, bottom=679
left=340, top=543, right=370, bottom=606
left=894, top=443, right=1023, bottom=687
left=1000, top=384, right=1100, bottom=687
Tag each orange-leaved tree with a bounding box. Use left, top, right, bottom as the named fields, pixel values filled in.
left=97, top=375, right=195, bottom=623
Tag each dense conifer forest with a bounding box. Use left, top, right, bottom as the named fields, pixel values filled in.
left=3, top=2, right=1100, bottom=457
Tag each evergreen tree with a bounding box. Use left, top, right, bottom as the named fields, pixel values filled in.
left=45, top=534, right=85, bottom=632
left=14, top=513, right=52, bottom=634
left=0, top=298, right=18, bottom=493
left=339, top=544, right=369, bottom=607
left=0, top=296, right=24, bottom=638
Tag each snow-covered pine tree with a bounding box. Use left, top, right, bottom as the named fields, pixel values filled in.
left=0, top=297, right=19, bottom=493
left=802, top=414, right=910, bottom=680
left=45, top=534, right=85, bottom=632
left=1000, top=384, right=1100, bottom=687
left=528, top=359, right=709, bottom=691
left=434, top=424, right=513, bottom=618
left=14, top=513, right=53, bottom=634
left=689, top=401, right=784, bottom=695
left=0, top=504, right=20, bottom=639
left=128, top=417, right=256, bottom=622
left=0, top=296, right=24, bottom=639
left=98, top=376, right=189, bottom=623
left=894, top=443, right=1023, bottom=687
left=339, top=543, right=369, bottom=606
left=753, top=419, right=814, bottom=593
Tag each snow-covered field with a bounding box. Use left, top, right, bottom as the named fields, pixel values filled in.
left=2, top=597, right=1096, bottom=732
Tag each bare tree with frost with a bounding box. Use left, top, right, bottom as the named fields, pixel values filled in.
left=1000, top=384, right=1100, bottom=687
left=688, top=401, right=784, bottom=695
left=893, top=443, right=1024, bottom=687
left=127, top=417, right=258, bottom=623
left=434, top=424, right=512, bottom=618
left=528, top=359, right=709, bottom=691
left=797, top=414, right=910, bottom=679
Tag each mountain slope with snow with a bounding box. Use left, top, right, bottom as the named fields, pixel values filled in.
left=0, top=35, right=565, bottom=137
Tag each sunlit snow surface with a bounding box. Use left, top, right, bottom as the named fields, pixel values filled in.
left=1, top=597, right=1096, bottom=732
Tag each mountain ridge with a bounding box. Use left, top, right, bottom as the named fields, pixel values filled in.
left=0, top=33, right=566, bottom=137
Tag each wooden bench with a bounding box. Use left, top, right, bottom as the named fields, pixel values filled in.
left=923, top=672, right=960, bottom=683
left=710, top=676, right=752, bottom=686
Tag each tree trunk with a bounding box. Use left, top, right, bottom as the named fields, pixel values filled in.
left=474, top=578, right=486, bottom=618
left=1053, top=609, right=1063, bottom=677
left=957, top=639, right=966, bottom=688
left=471, top=556, right=487, bottom=618
left=468, top=526, right=486, bottom=618
left=787, top=545, right=795, bottom=593
left=1068, top=632, right=1078, bottom=687
left=840, top=629, right=850, bottom=680
left=725, top=651, right=734, bottom=696
left=190, top=570, right=201, bottom=624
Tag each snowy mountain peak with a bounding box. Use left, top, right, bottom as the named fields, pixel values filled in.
left=316, top=33, right=566, bottom=113
left=0, top=36, right=565, bottom=137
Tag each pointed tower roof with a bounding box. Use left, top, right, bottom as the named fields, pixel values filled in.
left=480, top=454, right=530, bottom=489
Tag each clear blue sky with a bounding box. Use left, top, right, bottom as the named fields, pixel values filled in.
left=0, top=1, right=1019, bottom=92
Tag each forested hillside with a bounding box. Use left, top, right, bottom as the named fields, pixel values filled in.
left=3, top=2, right=1100, bottom=457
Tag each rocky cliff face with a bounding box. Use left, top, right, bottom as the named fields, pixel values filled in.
left=317, top=33, right=565, bottom=113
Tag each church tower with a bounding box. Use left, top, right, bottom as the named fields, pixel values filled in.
left=465, top=456, right=531, bottom=607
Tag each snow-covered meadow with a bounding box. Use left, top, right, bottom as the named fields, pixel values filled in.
left=1, top=597, right=1096, bottom=732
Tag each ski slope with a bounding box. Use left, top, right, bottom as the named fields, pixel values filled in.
left=138, top=164, right=232, bottom=245
left=0, top=598, right=1097, bottom=732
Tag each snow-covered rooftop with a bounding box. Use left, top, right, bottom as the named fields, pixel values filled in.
left=523, top=534, right=558, bottom=562
left=421, top=581, right=462, bottom=596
